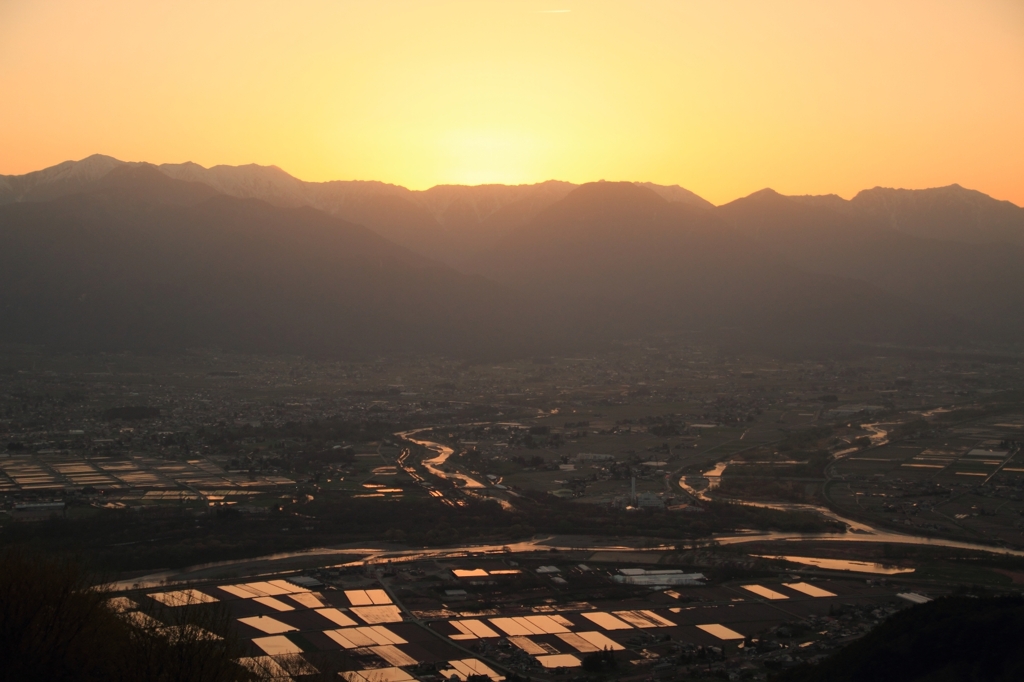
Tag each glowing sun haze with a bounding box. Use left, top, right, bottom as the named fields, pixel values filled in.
left=1, top=0, right=1022, bottom=205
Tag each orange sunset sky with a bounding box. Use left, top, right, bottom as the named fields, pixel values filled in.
left=1, top=0, right=1022, bottom=205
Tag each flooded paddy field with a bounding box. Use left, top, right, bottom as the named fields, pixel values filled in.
left=736, top=539, right=1024, bottom=588
left=114, top=548, right=943, bottom=681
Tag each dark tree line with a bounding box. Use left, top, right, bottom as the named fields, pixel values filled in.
left=0, top=550, right=259, bottom=682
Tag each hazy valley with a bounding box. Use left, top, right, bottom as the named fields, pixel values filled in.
left=2, top=157, right=1024, bottom=682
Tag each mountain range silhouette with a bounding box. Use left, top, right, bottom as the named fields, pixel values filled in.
left=1, top=156, right=1021, bottom=356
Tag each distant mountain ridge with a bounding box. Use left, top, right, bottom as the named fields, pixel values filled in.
left=713, top=186, right=1024, bottom=340
left=0, top=156, right=715, bottom=267
left=4, top=156, right=1020, bottom=263
left=478, top=182, right=977, bottom=347
left=1, top=156, right=1022, bottom=356
left=0, top=165, right=536, bottom=356
left=0, top=154, right=127, bottom=203
left=851, top=184, right=1024, bottom=246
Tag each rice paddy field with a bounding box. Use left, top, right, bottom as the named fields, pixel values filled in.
left=114, top=553, right=933, bottom=681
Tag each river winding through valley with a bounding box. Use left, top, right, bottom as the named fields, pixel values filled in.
left=675, top=422, right=1024, bottom=557
left=108, top=423, right=1024, bottom=590
left=403, top=426, right=1024, bottom=560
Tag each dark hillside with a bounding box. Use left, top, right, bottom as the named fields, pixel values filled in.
left=0, top=166, right=533, bottom=357
left=481, top=182, right=965, bottom=347
left=0, top=549, right=254, bottom=682
left=774, top=596, right=1024, bottom=682
left=718, top=189, right=1024, bottom=341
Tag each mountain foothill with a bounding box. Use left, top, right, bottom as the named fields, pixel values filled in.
left=1, top=155, right=1021, bottom=358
